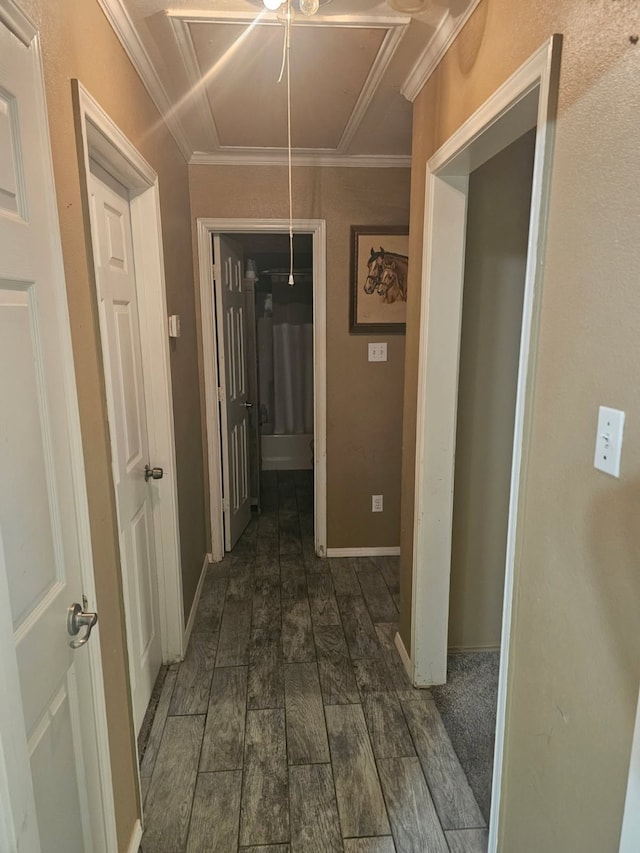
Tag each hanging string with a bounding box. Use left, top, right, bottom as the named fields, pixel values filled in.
left=276, top=1, right=295, bottom=286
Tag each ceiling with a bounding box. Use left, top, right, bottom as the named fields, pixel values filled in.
left=98, top=0, right=480, bottom=167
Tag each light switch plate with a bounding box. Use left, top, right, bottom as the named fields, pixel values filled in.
left=168, top=314, right=181, bottom=338
left=594, top=405, right=624, bottom=477
left=368, top=342, right=387, bottom=362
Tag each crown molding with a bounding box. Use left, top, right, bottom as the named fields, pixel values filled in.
left=96, top=0, right=193, bottom=161
left=0, top=0, right=37, bottom=45
left=189, top=149, right=411, bottom=168
left=401, top=0, right=483, bottom=102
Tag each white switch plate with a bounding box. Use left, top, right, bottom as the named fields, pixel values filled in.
left=168, top=314, right=181, bottom=338
left=372, top=494, right=383, bottom=512
left=594, top=405, right=625, bottom=477
left=368, top=343, right=387, bottom=362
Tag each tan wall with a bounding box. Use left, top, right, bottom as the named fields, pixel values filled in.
left=189, top=165, right=411, bottom=548
left=400, top=1, right=640, bottom=849
left=449, top=129, right=535, bottom=650
left=20, top=0, right=206, bottom=847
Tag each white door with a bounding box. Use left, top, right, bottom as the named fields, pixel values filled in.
left=89, top=163, right=162, bottom=733
left=213, top=234, right=251, bottom=550
left=0, top=16, right=114, bottom=852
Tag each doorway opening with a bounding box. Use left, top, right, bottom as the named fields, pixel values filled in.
left=221, top=232, right=314, bottom=515
left=197, top=218, right=327, bottom=564
left=407, top=36, right=562, bottom=851
left=430, top=126, right=537, bottom=822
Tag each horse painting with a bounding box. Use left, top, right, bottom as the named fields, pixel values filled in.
left=364, top=247, right=408, bottom=304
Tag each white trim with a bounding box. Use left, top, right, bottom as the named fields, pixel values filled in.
left=126, top=819, right=143, bottom=853
left=96, top=0, right=192, bottom=161
left=401, top=0, right=483, bottom=102
left=74, top=82, right=185, bottom=663
left=0, top=0, right=36, bottom=45
left=169, top=17, right=221, bottom=148
left=394, top=631, right=412, bottom=682
left=326, top=547, right=400, bottom=557
left=408, top=36, right=562, bottom=852
left=336, top=22, right=409, bottom=152
left=167, top=10, right=410, bottom=28
left=189, top=150, right=412, bottom=168
left=197, top=218, right=327, bottom=561
left=184, top=554, right=211, bottom=646
left=619, top=683, right=640, bottom=852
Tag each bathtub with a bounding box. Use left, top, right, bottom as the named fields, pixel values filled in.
left=261, top=433, right=313, bottom=470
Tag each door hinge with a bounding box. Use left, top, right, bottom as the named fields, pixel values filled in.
left=217, top=387, right=224, bottom=402
left=212, top=264, right=217, bottom=282
left=222, top=497, right=229, bottom=512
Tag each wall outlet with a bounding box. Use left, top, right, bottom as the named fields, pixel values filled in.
left=372, top=494, right=384, bottom=512
left=368, top=343, right=387, bottom=362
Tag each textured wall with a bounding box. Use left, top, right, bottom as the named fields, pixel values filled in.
left=400, top=1, right=640, bottom=849
left=18, top=0, right=206, bottom=847
left=449, top=129, right=535, bottom=650
left=189, top=165, right=411, bottom=549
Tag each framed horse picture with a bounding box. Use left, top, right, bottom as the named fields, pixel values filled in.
left=350, top=225, right=409, bottom=333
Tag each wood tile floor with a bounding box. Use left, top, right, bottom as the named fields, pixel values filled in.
left=140, top=471, right=488, bottom=853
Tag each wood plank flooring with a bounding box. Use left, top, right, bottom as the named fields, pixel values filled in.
left=140, top=471, right=487, bottom=853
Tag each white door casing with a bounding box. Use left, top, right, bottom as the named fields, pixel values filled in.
left=213, top=234, right=252, bottom=551
left=197, top=218, right=327, bottom=564
left=619, top=683, right=640, bottom=851
left=74, top=81, right=184, bottom=663
left=89, top=163, right=163, bottom=733
left=408, top=36, right=562, bottom=853
left=0, top=7, right=116, bottom=851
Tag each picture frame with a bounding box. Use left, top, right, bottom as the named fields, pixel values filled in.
left=350, top=225, right=409, bottom=334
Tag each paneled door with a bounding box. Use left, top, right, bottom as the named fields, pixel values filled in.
left=89, top=163, right=162, bottom=733
left=213, top=234, right=251, bottom=550
left=0, top=13, right=113, bottom=852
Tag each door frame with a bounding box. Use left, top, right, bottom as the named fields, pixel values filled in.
left=197, top=218, right=327, bottom=560
left=73, top=81, right=184, bottom=663
left=408, top=36, right=562, bottom=850
left=0, top=4, right=117, bottom=849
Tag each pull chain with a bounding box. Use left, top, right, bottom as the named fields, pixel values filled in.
left=277, top=1, right=295, bottom=286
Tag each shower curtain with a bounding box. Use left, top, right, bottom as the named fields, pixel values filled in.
left=257, top=279, right=313, bottom=435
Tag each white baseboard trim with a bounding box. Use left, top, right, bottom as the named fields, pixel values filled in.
left=126, top=819, right=143, bottom=853
left=394, top=631, right=413, bottom=682
left=448, top=643, right=500, bottom=654
left=325, top=546, right=400, bottom=558
left=183, top=553, right=211, bottom=647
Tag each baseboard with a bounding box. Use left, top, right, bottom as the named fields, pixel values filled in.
left=183, top=553, right=211, bottom=647
left=394, top=631, right=413, bottom=682
left=448, top=643, right=500, bottom=654
left=126, top=819, right=143, bottom=853
left=325, top=546, right=400, bottom=558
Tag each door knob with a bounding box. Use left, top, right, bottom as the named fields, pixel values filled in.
left=145, top=464, right=164, bottom=481
left=244, top=401, right=253, bottom=408
left=67, top=601, right=98, bottom=649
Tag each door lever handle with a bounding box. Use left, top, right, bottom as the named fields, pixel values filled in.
left=243, top=401, right=253, bottom=408
left=145, top=464, right=164, bottom=481
left=67, top=602, right=98, bottom=649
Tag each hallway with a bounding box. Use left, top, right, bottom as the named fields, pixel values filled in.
left=138, top=472, right=487, bottom=852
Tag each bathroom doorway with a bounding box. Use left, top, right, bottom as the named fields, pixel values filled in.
left=196, top=218, right=327, bottom=562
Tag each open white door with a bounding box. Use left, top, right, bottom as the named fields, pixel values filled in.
left=0, top=11, right=114, bottom=851
left=89, top=163, right=163, bottom=733
left=213, top=234, right=252, bottom=550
